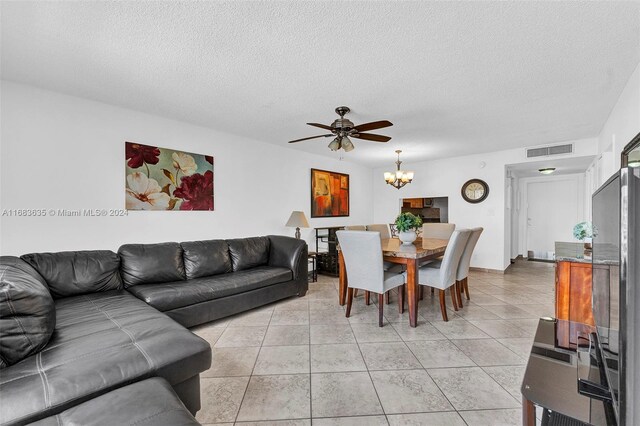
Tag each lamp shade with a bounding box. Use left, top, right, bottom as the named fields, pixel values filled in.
left=285, top=211, right=310, bottom=228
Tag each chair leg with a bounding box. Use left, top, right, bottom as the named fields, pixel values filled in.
left=419, top=286, right=424, bottom=300
left=354, top=288, right=359, bottom=297
left=385, top=291, right=390, bottom=305
left=450, top=286, right=458, bottom=311
left=439, top=289, right=449, bottom=322
left=346, top=288, right=354, bottom=318
left=463, top=277, right=470, bottom=300
left=456, top=281, right=463, bottom=308
left=365, top=291, right=370, bottom=305
left=378, top=293, right=384, bottom=327
left=431, top=287, right=435, bottom=295
left=398, top=284, right=405, bottom=314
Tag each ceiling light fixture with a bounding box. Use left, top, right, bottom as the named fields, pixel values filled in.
left=384, top=150, right=414, bottom=189
left=538, top=167, right=556, bottom=175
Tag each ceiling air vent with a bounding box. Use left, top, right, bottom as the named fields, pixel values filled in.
left=526, top=143, right=573, bottom=158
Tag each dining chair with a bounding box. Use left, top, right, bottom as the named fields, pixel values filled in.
left=420, top=223, right=456, bottom=240
left=344, top=225, right=366, bottom=231
left=367, top=223, right=403, bottom=304
left=336, top=230, right=406, bottom=326
left=366, top=224, right=391, bottom=239
left=407, top=229, right=471, bottom=322
left=456, top=227, right=484, bottom=303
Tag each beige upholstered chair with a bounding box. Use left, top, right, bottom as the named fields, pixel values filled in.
left=407, top=229, right=471, bottom=321
left=456, top=227, right=484, bottom=302
left=365, top=224, right=391, bottom=239
left=420, top=223, right=456, bottom=240
left=344, top=225, right=366, bottom=231
left=336, top=231, right=406, bottom=327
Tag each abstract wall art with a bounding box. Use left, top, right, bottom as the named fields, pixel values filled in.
left=311, top=168, right=349, bottom=217
left=125, top=142, right=214, bottom=211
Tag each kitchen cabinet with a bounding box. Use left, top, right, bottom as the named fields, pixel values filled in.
left=403, top=198, right=433, bottom=208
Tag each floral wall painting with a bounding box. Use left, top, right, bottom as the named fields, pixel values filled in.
left=125, top=142, right=214, bottom=211
left=311, top=168, right=349, bottom=218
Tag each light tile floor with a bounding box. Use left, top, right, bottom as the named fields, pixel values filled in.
left=191, top=259, right=555, bottom=425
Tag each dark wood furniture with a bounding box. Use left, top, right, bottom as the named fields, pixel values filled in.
left=308, top=252, right=317, bottom=282
left=338, top=238, right=448, bottom=327
left=314, top=226, right=343, bottom=276
left=555, top=242, right=620, bottom=348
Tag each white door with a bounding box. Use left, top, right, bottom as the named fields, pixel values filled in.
left=526, top=178, right=579, bottom=259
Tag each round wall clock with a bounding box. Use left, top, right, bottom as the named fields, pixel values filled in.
left=461, top=179, right=489, bottom=203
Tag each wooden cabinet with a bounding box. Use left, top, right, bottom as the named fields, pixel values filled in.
left=402, top=198, right=433, bottom=208
left=555, top=260, right=611, bottom=348
left=555, top=261, right=595, bottom=326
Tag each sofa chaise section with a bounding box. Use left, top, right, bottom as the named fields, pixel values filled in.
left=0, top=253, right=211, bottom=425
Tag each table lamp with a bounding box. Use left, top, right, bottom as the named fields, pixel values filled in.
left=285, top=211, right=310, bottom=239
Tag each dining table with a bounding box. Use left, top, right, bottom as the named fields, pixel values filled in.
left=338, top=237, right=448, bottom=327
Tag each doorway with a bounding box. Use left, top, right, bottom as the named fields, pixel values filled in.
left=523, top=176, right=582, bottom=260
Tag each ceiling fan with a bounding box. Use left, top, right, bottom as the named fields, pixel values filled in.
left=288, top=106, right=393, bottom=152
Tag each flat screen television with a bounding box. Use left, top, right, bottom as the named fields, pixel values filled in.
left=591, top=166, right=639, bottom=425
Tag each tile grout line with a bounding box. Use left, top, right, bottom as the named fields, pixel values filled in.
left=232, top=305, right=275, bottom=424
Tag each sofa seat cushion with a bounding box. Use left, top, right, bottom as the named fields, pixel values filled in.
left=127, top=266, right=293, bottom=312
left=29, top=377, right=199, bottom=426
left=0, top=291, right=211, bottom=425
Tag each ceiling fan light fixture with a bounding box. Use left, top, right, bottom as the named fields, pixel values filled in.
left=538, top=167, right=556, bottom=175
left=288, top=106, right=393, bottom=152
left=341, top=136, right=354, bottom=152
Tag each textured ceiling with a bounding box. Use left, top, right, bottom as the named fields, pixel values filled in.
left=2, top=1, right=639, bottom=167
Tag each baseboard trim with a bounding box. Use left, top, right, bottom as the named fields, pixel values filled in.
left=470, top=266, right=506, bottom=275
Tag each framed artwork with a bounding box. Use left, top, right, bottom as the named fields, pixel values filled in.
left=125, top=141, right=214, bottom=211
left=311, top=168, right=349, bottom=217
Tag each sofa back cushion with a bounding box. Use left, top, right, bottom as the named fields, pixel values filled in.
left=0, top=256, right=56, bottom=368
left=181, top=240, right=232, bottom=279
left=118, top=242, right=185, bottom=287
left=227, top=237, right=270, bottom=271
left=21, top=250, right=122, bottom=298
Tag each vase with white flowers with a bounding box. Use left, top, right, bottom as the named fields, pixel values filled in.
left=395, top=212, right=423, bottom=245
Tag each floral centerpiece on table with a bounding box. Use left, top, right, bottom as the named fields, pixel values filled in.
left=395, top=212, right=423, bottom=245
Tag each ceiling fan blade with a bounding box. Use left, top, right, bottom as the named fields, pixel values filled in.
left=352, top=133, right=391, bottom=142
left=353, top=120, right=393, bottom=132
left=288, top=134, right=333, bottom=143
left=307, top=122, right=334, bottom=131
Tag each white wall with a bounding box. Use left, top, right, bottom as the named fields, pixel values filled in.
left=588, top=61, right=640, bottom=192
left=372, top=139, right=597, bottom=271
left=0, top=82, right=374, bottom=255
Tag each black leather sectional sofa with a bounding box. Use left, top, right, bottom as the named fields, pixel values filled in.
left=0, top=235, right=308, bottom=425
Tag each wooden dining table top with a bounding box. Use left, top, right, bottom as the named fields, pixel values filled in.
left=380, top=238, right=448, bottom=259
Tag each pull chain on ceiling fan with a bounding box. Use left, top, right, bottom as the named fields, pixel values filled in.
left=288, top=106, right=393, bottom=152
